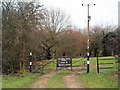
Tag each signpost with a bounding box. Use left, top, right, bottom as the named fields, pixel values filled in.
left=56, top=57, right=72, bottom=71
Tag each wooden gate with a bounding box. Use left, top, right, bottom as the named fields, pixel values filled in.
left=97, top=56, right=116, bottom=73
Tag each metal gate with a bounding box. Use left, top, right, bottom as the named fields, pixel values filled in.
left=29, top=56, right=87, bottom=74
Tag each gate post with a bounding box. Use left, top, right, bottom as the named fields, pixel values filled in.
left=30, top=52, right=32, bottom=72
left=97, top=56, right=99, bottom=73
left=87, top=53, right=90, bottom=73
left=71, top=57, right=72, bottom=71
left=56, top=58, right=58, bottom=71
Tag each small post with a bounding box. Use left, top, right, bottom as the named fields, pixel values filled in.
left=30, top=52, right=32, bottom=72
left=71, top=57, right=72, bottom=71
left=84, top=61, right=85, bottom=67
left=56, top=58, right=58, bottom=71
left=71, top=66, right=72, bottom=71
left=97, top=56, right=99, bottom=73
left=87, top=53, right=90, bottom=73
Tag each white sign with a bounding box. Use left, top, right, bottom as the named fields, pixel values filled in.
left=57, top=57, right=72, bottom=67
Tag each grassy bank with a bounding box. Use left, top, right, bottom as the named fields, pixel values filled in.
left=2, top=73, right=40, bottom=88
left=78, top=57, right=118, bottom=88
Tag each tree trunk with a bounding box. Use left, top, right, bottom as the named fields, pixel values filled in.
left=20, top=59, right=22, bottom=73
left=52, top=47, right=55, bottom=59
left=94, top=49, right=97, bottom=57
left=23, top=41, right=26, bottom=73
left=47, top=51, right=51, bottom=60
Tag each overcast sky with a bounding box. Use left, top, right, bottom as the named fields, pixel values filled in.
left=40, top=0, right=119, bottom=29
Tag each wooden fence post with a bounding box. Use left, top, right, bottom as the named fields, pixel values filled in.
left=97, top=56, right=99, bottom=73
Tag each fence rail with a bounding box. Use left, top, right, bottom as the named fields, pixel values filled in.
left=97, top=56, right=116, bottom=73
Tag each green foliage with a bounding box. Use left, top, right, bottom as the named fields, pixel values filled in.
left=102, top=32, right=116, bottom=43
left=101, top=31, right=119, bottom=56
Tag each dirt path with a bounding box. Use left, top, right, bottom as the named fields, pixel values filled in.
left=32, top=72, right=55, bottom=88
left=32, top=71, right=61, bottom=88
left=63, top=72, right=85, bottom=88
left=32, top=67, right=85, bottom=88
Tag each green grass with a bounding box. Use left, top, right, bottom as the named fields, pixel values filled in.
left=2, top=73, right=40, bottom=88
left=77, top=57, right=118, bottom=88
left=72, top=58, right=87, bottom=66
left=46, top=71, right=70, bottom=88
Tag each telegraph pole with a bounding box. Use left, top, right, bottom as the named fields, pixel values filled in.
left=82, top=4, right=95, bottom=73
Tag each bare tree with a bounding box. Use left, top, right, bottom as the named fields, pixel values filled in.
left=2, top=1, right=44, bottom=74
left=38, top=9, right=71, bottom=59
left=90, top=26, right=103, bottom=56
left=56, top=28, right=86, bottom=57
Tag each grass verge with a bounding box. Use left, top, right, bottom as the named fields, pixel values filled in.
left=77, top=57, right=118, bottom=88
left=2, top=73, right=40, bottom=88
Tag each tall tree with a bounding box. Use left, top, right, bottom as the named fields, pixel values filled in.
left=39, top=9, right=71, bottom=59
left=2, top=1, right=44, bottom=74
left=90, top=26, right=103, bottom=56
